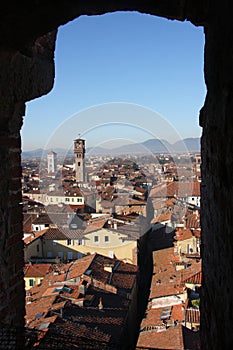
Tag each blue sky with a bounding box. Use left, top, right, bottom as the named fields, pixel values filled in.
left=22, top=12, right=206, bottom=151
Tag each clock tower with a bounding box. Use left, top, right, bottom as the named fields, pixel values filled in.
left=74, top=137, right=86, bottom=183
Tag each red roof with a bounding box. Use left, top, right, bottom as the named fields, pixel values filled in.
left=24, top=263, right=52, bottom=278
left=140, top=305, right=185, bottom=330
left=149, top=182, right=200, bottom=199
left=175, top=228, right=193, bottom=241
left=137, top=324, right=184, bottom=349
left=183, top=271, right=202, bottom=285
left=24, top=229, right=48, bottom=245
left=185, top=308, right=200, bottom=324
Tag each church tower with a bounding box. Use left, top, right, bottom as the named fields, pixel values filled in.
left=74, top=137, right=85, bottom=183
left=47, top=151, right=57, bottom=174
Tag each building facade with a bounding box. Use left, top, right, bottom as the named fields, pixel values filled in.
left=47, top=151, right=57, bottom=174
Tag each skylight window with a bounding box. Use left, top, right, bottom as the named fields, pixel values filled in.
left=36, top=312, right=44, bottom=319
left=62, top=286, right=72, bottom=294
left=53, top=286, right=73, bottom=293
left=160, top=307, right=172, bottom=320
left=39, top=322, right=50, bottom=330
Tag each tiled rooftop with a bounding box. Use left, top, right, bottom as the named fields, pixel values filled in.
left=43, top=227, right=84, bottom=240
left=140, top=304, right=185, bottom=331
left=185, top=308, right=200, bottom=325
left=24, top=263, right=52, bottom=277
left=65, top=254, right=96, bottom=281
left=137, top=324, right=184, bottom=349
left=36, top=317, right=112, bottom=349
left=24, top=229, right=48, bottom=245
left=33, top=214, right=53, bottom=225
left=149, top=182, right=200, bottom=199
left=182, top=270, right=202, bottom=285
left=175, top=228, right=193, bottom=241
left=83, top=219, right=107, bottom=234
left=24, top=252, right=138, bottom=349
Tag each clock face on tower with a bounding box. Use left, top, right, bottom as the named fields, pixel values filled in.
left=74, top=139, right=85, bottom=154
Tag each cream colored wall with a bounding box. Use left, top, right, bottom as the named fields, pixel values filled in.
left=45, top=194, right=84, bottom=205
left=42, top=239, right=83, bottom=260
left=85, top=228, right=128, bottom=248
left=27, top=192, right=47, bottom=203
left=177, top=237, right=198, bottom=254
left=25, top=228, right=138, bottom=264
left=53, top=229, right=138, bottom=264
left=24, top=276, right=44, bottom=290
left=185, top=282, right=201, bottom=289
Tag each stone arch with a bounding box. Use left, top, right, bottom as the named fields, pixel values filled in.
left=0, top=1, right=232, bottom=349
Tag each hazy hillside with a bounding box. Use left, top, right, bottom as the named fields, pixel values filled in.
left=22, top=138, right=200, bottom=158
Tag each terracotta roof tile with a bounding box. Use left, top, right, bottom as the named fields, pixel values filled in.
left=183, top=271, right=202, bottom=285
left=185, top=212, right=200, bottom=229
left=137, top=324, right=184, bottom=349
left=185, top=308, right=200, bottom=324
left=152, top=247, right=177, bottom=273
left=175, top=228, right=193, bottom=241
left=111, top=261, right=138, bottom=291
left=24, top=264, right=53, bottom=277
left=66, top=254, right=96, bottom=281
left=180, top=261, right=202, bottom=283
left=83, top=219, right=107, bottom=234
left=23, top=229, right=48, bottom=245
left=37, top=317, right=112, bottom=349
left=33, top=214, right=53, bottom=225
left=149, top=182, right=200, bottom=199
left=151, top=212, right=172, bottom=224
left=26, top=295, right=58, bottom=327
left=25, top=253, right=139, bottom=348
left=43, top=228, right=67, bottom=240
left=140, top=305, right=185, bottom=330
left=150, top=281, right=185, bottom=299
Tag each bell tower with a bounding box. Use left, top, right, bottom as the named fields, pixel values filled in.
left=74, top=137, right=86, bottom=183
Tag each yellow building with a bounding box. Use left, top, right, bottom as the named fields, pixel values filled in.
left=24, top=263, right=52, bottom=290
left=55, top=226, right=138, bottom=264
left=24, top=223, right=138, bottom=265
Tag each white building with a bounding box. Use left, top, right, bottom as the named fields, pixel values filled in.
left=46, top=191, right=84, bottom=206
left=47, top=151, right=57, bottom=174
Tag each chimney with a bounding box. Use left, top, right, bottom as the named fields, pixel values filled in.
left=104, top=265, right=113, bottom=273
left=98, top=297, right=103, bottom=311
left=78, top=284, right=86, bottom=296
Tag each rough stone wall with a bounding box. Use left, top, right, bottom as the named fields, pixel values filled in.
left=0, top=32, right=56, bottom=347
left=200, top=3, right=233, bottom=348
left=0, top=102, right=24, bottom=340
left=0, top=0, right=207, bottom=52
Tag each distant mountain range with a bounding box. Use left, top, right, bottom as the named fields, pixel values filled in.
left=22, top=138, right=200, bottom=159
